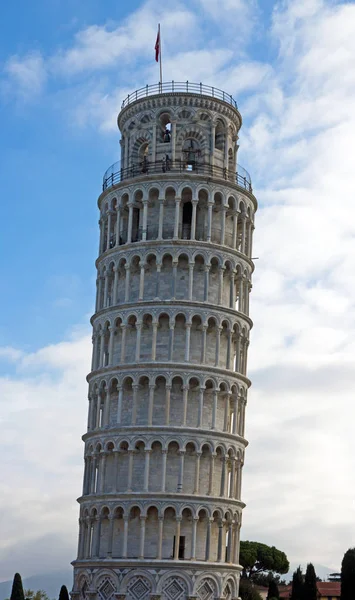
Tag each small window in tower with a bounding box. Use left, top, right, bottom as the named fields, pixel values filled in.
left=215, top=119, right=225, bottom=151
left=160, top=112, right=172, bottom=142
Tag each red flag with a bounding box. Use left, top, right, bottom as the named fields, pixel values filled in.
left=155, top=26, right=160, bottom=62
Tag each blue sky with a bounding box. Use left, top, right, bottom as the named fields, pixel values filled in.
left=1, top=0, right=355, bottom=583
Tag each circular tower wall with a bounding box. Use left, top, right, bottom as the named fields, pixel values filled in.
left=72, top=82, right=257, bottom=600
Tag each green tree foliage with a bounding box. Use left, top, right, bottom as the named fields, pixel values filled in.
left=58, top=586, right=70, bottom=600
left=240, top=541, right=290, bottom=579
left=239, top=579, right=263, bottom=600
left=24, top=590, right=50, bottom=600
left=303, top=564, right=318, bottom=600
left=10, top=574, right=25, bottom=600
left=267, top=579, right=280, bottom=600
left=341, top=548, right=355, bottom=600
left=291, top=567, right=304, bottom=600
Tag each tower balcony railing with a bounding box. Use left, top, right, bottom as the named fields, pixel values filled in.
left=121, top=81, right=238, bottom=110
left=103, top=159, right=252, bottom=193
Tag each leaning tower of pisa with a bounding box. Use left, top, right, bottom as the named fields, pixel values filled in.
left=71, top=82, right=257, bottom=600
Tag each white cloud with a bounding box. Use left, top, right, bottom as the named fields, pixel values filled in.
left=3, top=51, right=46, bottom=100
left=0, top=328, right=91, bottom=580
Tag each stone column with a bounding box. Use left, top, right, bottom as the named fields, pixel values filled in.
left=108, top=327, right=115, bottom=366
left=116, top=385, right=123, bottom=424
left=191, top=517, right=198, bottom=560
left=127, top=450, right=134, bottom=492
left=113, top=267, right=118, bottom=304
left=158, top=198, right=165, bottom=239
left=142, top=200, right=148, bottom=241
left=165, top=385, right=171, bottom=425
left=223, top=393, right=229, bottom=432
left=151, top=320, right=158, bottom=360
left=177, top=450, right=185, bottom=492
left=188, top=262, right=194, bottom=300
left=174, top=197, right=181, bottom=239
left=90, top=455, right=97, bottom=494
left=171, top=120, right=177, bottom=162
left=122, top=516, right=129, bottom=558
left=148, top=384, right=155, bottom=426
left=161, top=449, right=167, bottom=492
left=229, top=458, right=236, bottom=498
left=218, top=267, right=225, bottom=305
left=104, top=389, right=111, bottom=427
left=131, top=384, right=139, bottom=425
left=139, top=516, right=146, bottom=558
left=197, top=387, right=204, bottom=427
left=194, top=452, right=201, bottom=494
left=220, top=457, right=226, bottom=497
left=157, top=516, right=164, bottom=559
left=98, top=331, right=104, bottom=368
left=226, top=522, right=233, bottom=563
left=220, top=206, right=226, bottom=245
left=106, top=211, right=112, bottom=251
left=120, top=325, right=126, bottom=362
left=144, top=449, right=151, bottom=491
left=230, top=271, right=236, bottom=309
left=99, top=452, right=107, bottom=493
left=174, top=518, right=182, bottom=559
left=139, top=265, right=145, bottom=300
left=232, top=211, right=238, bottom=249
left=205, top=519, right=212, bottom=561
left=169, top=324, right=175, bottom=360
left=235, top=333, right=240, bottom=372
left=207, top=201, right=213, bottom=242
left=107, top=514, right=114, bottom=556
left=155, top=264, right=161, bottom=298
left=204, top=265, right=210, bottom=301
left=124, top=265, right=131, bottom=302
left=135, top=323, right=142, bottom=362
left=212, top=390, right=218, bottom=428
left=115, top=206, right=121, bottom=246
left=208, top=453, right=215, bottom=495
left=93, top=516, right=101, bottom=557
left=127, top=202, right=133, bottom=244
left=191, top=200, right=198, bottom=240
left=182, top=386, right=188, bottom=426
left=232, top=396, right=238, bottom=434
left=226, top=329, right=232, bottom=370
left=185, top=322, right=191, bottom=361
left=241, top=215, right=246, bottom=254
left=217, top=521, right=224, bottom=562
left=85, top=517, right=91, bottom=558
left=172, top=261, right=178, bottom=298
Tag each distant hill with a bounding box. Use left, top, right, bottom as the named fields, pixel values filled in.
left=0, top=571, right=72, bottom=600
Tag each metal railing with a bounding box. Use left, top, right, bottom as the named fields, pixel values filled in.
left=121, top=81, right=238, bottom=110
left=103, top=160, right=252, bottom=193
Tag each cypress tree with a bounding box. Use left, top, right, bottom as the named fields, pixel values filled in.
left=58, top=587, right=70, bottom=600
left=304, top=563, right=317, bottom=600
left=10, top=574, right=25, bottom=600
left=267, top=579, right=279, bottom=599
left=341, top=548, right=355, bottom=600
left=291, top=567, right=304, bottom=600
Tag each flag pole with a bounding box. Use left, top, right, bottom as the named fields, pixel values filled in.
left=159, top=23, right=163, bottom=85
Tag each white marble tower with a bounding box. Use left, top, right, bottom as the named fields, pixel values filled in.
left=71, top=82, right=257, bottom=600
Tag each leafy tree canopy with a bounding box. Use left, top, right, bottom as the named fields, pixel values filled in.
left=341, top=548, right=355, bottom=600
left=24, top=590, right=50, bottom=600
left=240, top=541, right=290, bottom=579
